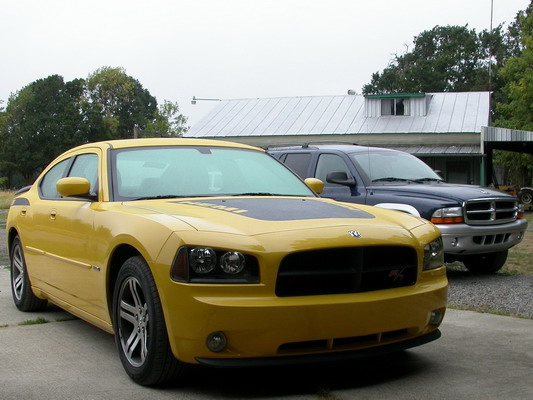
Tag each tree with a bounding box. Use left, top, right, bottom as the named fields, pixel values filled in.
left=85, top=67, right=158, bottom=139
left=494, top=2, right=533, bottom=186
left=495, top=4, right=533, bottom=130
left=0, top=75, right=86, bottom=184
left=0, top=67, right=187, bottom=186
left=144, top=100, right=189, bottom=137
left=362, top=25, right=508, bottom=94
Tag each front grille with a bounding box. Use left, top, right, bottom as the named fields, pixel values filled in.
left=275, top=246, right=417, bottom=297
left=278, top=329, right=409, bottom=354
left=465, top=199, right=518, bottom=225
left=473, top=233, right=511, bottom=246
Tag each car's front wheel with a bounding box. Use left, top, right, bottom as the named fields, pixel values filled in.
left=113, top=256, right=184, bottom=386
left=10, top=236, right=48, bottom=311
left=462, top=250, right=508, bottom=274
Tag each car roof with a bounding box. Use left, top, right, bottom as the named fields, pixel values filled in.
left=268, top=144, right=400, bottom=154
left=62, top=138, right=264, bottom=153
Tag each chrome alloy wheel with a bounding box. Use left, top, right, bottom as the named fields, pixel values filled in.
left=117, top=276, right=150, bottom=368
left=11, top=243, right=25, bottom=302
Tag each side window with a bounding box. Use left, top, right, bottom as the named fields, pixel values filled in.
left=69, top=154, right=99, bottom=195
left=39, top=159, right=71, bottom=199
left=283, top=153, right=312, bottom=178
left=315, top=154, right=352, bottom=187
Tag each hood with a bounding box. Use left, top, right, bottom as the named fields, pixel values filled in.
left=369, top=182, right=513, bottom=203
left=122, top=197, right=426, bottom=236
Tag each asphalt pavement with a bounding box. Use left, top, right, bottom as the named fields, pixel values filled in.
left=0, top=266, right=532, bottom=400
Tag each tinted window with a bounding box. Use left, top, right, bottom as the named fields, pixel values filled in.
left=315, top=154, right=352, bottom=186
left=283, top=153, right=311, bottom=178
left=40, top=159, right=70, bottom=198
left=112, top=146, right=316, bottom=200
left=69, top=154, right=99, bottom=195
left=351, top=151, right=442, bottom=182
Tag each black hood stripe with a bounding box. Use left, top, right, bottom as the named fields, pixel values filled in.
left=174, top=198, right=374, bottom=221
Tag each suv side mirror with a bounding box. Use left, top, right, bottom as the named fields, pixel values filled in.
left=326, top=171, right=356, bottom=187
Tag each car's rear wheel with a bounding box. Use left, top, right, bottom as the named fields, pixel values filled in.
left=113, top=256, right=184, bottom=386
left=10, top=236, right=48, bottom=311
left=462, top=250, right=508, bottom=274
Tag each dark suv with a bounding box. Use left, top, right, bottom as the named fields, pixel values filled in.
left=269, top=144, right=528, bottom=274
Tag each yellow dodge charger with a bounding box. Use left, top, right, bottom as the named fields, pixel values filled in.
left=7, top=138, right=447, bottom=385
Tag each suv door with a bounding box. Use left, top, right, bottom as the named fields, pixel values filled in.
left=314, top=152, right=367, bottom=204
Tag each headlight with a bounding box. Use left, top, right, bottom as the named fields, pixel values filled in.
left=430, top=207, right=464, bottom=224
left=171, top=247, right=259, bottom=283
left=423, top=237, right=444, bottom=271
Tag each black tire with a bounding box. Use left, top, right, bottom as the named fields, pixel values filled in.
left=519, top=189, right=533, bottom=205
left=10, top=236, right=48, bottom=311
left=113, top=256, right=184, bottom=386
left=462, top=250, right=508, bottom=274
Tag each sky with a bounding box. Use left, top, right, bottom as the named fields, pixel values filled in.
left=1, top=0, right=531, bottom=126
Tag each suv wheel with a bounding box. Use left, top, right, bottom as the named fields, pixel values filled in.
left=462, top=250, right=508, bottom=274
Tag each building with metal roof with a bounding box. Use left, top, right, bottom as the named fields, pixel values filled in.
left=186, top=91, right=532, bottom=185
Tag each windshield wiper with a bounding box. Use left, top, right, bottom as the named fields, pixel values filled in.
left=372, top=177, right=412, bottom=183
left=412, top=178, right=444, bottom=183
left=233, top=192, right=276, bottom=196
left=132, top=195, right=187, bottom=200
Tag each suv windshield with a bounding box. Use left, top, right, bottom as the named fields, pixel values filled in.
left=112, top=146, right=315, bottom=200
left=351, top=151, right=443, bottom=183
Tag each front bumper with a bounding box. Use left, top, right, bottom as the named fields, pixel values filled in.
left=437, top=218, right=528, bottom=256
left=156, top=268, right=448, bottom=365
left=197, top=329, right=441, bottom=367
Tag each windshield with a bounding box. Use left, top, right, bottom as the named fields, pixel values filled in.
left=112, top=146, right=315, bottom=200
left=351, top=150, right=443, bottom=183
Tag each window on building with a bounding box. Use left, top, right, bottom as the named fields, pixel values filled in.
left=381, top=98, right=410, bottom=116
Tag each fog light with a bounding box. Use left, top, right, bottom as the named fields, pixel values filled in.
left=429, top=309, right=443, bottom=326
left=207, top=331, right=227, bottom=353
left=451, top=237, right=458, bottom=247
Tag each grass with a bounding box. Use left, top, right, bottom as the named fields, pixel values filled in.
left=499, top=211, right=533, bottom=275
left=19, top=317, right=50, bottom=326
left=0, top=190, right=15, bottom=209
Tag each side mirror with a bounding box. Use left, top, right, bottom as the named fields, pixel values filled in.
left=57, top=177, right=96, bottom=200
left=326, top=171, right=356, bottom=187
left=304, top=178, right=324, bottom=194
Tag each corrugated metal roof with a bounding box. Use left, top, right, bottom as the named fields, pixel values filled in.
left=386, top=144, right=481, bottom=155
left=482, top=126, right=533, bottom=142
left=187, top=92, right=491, bottom=138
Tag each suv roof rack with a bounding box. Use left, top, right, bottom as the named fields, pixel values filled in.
left=264, top=141, right=358, bottom=150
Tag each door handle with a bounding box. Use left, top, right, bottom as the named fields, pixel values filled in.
left=50, top=210, right=57, bottom=221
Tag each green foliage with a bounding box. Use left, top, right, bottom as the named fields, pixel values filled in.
left=145, top=100, right=189, bottom=137
left=85, top=67, right=157, bottom=139
left=0, top=67, right=186, bottom=186
left=493, top=150, right=533, bottom=186
left=363, top=25, right=509, bottom=94
left=495, top=4, right=533, bottom=130
left=0, top=75, right=86, bottom=184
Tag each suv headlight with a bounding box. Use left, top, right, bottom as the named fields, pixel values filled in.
left=430, top=207, right=464, bottom=224
left=171, top=247, right=260, bottom=283
left=423, top=237, right=444, bottom=271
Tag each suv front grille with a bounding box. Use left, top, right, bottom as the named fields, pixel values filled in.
left=464, top=199, right=518, bottom=225
left=275, top=246, right=417, bottom=297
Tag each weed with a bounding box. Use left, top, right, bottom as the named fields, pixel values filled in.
left=19, top=318, right=49, bottom=326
